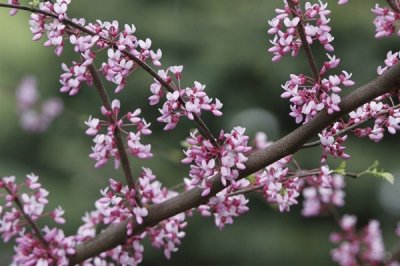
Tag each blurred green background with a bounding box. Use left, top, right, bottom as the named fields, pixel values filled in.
left=0, top=0, right=400, bottom=265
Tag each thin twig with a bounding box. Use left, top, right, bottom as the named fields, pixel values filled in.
left=302, top=103, right=400, bottom=148
left=386, top=0, right=400, bottom=13
left=88, top=65, right=141, bottom=206
left=227, top=169, right=320, bottom=197
left=3, top=187, right=49, bottom=250
left=169, top=182, right=185, bottom=192
left=287, top=0, right=320, bottom=82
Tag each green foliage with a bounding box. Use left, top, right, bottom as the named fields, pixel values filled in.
left=334, top=160, right=395, bottom=184
left=358, top=160, right=395, bottom=184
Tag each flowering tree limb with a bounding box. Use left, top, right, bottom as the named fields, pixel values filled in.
left=1, top=1, right=400, bottom=265
left=70, top=62, right=400, bottom=264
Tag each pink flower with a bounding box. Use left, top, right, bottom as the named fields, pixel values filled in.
left=30, top=12, right=46, bottom=41
left=53, top=0, right=71, bottom=20
left=44, top=20, right=66, bottom=56
left=102, top=49, right=135, bottom=93
left=85, top=116, right=100, bottom=136
left=331, top=215, right=387, bottom=266
left=51, top=206, right=66, bottom=224
left=133, top=207, right=148, bottom=224
left=60, top=55, right=94, bottom=96
left=127, top=132, right=153, bottom=159
left=377, top=51, right=399, bottom=75
left=170, top=65, right=183, bottom=80
left=319, top=123, right=350, bottom=159
left=69, top=34, right=99, bottom=53
left=150, top=49, right=162, bottom=66
left=89, top=133, right=118, bottom=168
left=372, top=4, right=400, bottom=38
left=7, top=0, right=20, bottom=16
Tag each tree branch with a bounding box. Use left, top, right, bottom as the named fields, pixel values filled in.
left=69, top=56, right=400, bottom=264
left=0, top=3, right=219, bottom=148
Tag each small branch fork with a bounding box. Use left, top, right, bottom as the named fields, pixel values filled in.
left=88, top=65, right=140, bottom=204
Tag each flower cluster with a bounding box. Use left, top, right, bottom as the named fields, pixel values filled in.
left=0, top=174, right=73, bottom=265
left=268, top=1, right=355, bottom=123
left=319, top=122, right=350, bottom=159
left=330, top=215, right=395, bottom=266
left=281, top=54, right=354, bottom=124
left=78, top=168, right=187, bottom=265
left=348, top=98, right=400, bottom=142
left=15, top=76, right=63, bottom=133
left=95, top=178, right=147, bottom=226
left=377, top=50, right=400, bottom=75
left=150, top=67, right=223, bottom=130
left=332, top=51, right=400, bottom=143
left=182, top=127, right=252, bottom=196
left=26, top=0, right=223, bottom=144
left=77, top=211, right=145, bottom=266
left=198, top=179, right=250, bottom=229
left=28, top=1, right=164, bottom=95
left=302, top=165, right=345, bottom=216
left=29, top=0, right=71, bottom=55
left=268, top=1, right=335, bottom=62
left=90, top=22, right=154, bottom=93
left=59, top=51, right=95, bottom=96
left=85, top=99, right=152, bottom=168
left=13, top=227, right=75, bottom=266
left=372, top=4, right=400, bottom=38
left=255, top=154, right=300, bottom=212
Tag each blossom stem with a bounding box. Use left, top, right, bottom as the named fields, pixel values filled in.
left=287, top=0, right=320, bottom=82
left=0, top=3, right=219, bottom=149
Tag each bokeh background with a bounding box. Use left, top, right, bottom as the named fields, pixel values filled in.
left=1, top=0, right=400, bottom=265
